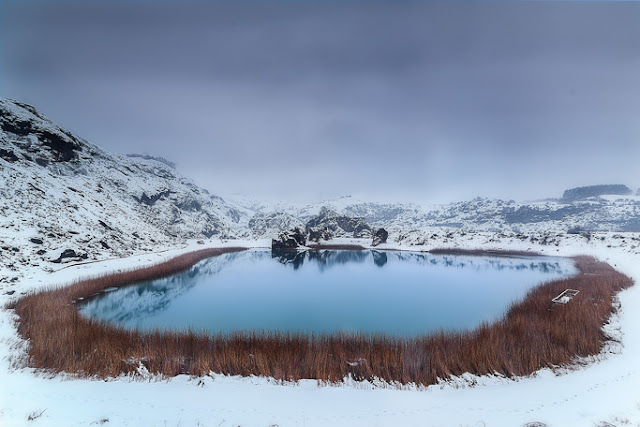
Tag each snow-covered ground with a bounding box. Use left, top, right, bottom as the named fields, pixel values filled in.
left=1, top=234, right=639, bottom=426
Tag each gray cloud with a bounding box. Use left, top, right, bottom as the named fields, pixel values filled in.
left=2, top=1, right=639, bottom=203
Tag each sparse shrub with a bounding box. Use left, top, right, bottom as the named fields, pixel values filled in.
left=27, top=409, right=46, bottom=421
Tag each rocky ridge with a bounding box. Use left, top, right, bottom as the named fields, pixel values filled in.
left=0, top=98, right=251, bottom=283
left=2, top=98, right=640, bottom=287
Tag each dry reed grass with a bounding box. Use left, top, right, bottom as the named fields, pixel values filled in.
left=9, top=248, right=633, bottom=385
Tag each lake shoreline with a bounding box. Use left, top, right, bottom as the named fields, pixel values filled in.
left=9, top=247, right=633, bottom=386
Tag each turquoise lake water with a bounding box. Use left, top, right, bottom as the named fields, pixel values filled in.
left=78, top=250, right=577, bottom=337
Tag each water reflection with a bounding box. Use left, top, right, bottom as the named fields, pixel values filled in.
left=79, top=250, right=577, bottom=336
left=372, top=250, right=388, bottom=267
left=271, top=250, right=306, bottom=269
left=79, top=252, right=242, bottom=325
left=271, top=249, right=373, bottom=271
left=270, top=249, right=570, bottom=275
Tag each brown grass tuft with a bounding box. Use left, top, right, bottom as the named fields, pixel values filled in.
left=10, top=249, right=633, bottom=386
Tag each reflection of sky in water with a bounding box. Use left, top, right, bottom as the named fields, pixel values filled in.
left=79, top=250, right=577, bottom=337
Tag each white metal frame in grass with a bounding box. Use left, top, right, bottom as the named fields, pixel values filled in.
left=552, top=289, right=580, bottom=304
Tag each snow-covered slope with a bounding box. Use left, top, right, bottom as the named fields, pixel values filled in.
left=232, top=193, right=640, bottom=245
left=0, top=99, right=251, bottom=283
left=2, top=97, right=639, bottom=285
left=2, top=98, right=640, bottom=425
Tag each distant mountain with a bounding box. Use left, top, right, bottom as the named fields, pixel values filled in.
left=235, top=194, right=640, bottom=236
left=562, top=185, right=632, bottom=201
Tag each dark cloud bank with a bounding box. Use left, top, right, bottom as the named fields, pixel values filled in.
left=2, top=1, right=639, bottom=203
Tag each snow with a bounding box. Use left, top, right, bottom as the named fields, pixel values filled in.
left=2, top=96, right=640, bottom=287
left=2, top=236, right=640, bottom=426
left=3, top=97, right=640, bottom=424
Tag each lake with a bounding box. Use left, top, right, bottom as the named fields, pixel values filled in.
left=78, top=250, right=577, bottom=337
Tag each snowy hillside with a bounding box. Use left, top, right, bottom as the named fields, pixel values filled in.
left=2, top=97, right=639, bottom=285
left=0, top=99, right=251, bottom=284
left=237, top=192, right=640, bottom=242
left=2, top=98, right=640, bottom=426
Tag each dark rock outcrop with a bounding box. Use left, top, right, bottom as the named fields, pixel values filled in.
left=0, top=148, right=19, bottom=162
left=1, top=98, right=82, bottom=163
left=125, top=153, right=176, bottom=169
left=567, top=226, right=581, bottom=234
left=37, top=129, right=81, bottom=162
left=201, top=227, right=220, bottom=238
left=308, top=226, right=333, bottom=242
left=372, top=228, right=388, bottom=247
left=502, top=205, right=585, bottom=224
left=51, top=249, right=88, bottom=263
left=176, top=198, right=202, bottom=212
left=1, top=119, right=32, bottom=136
left=59, top=249, right=78, bottom=259
left=34, top=157, right=49, bottom=166
left=562, top=185, right=631, bottom=202
left=305, top=207, right=372, bottom=239
left=272, top=227, right=307, bottom=251
left=133, top=190, right=174, bottom=207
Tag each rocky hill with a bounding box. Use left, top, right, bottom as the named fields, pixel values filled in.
left=0, top=98, right=252, bottom=282
left=236, top=192, right=640, bottom=240
left=305, top=207, right=372, bottom=239
left=2, top=97, right=640, bottom=287
left=562, top=184, right=632, bottom=202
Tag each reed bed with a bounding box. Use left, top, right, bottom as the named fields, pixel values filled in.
left=9, top=249, right=633, bottom=386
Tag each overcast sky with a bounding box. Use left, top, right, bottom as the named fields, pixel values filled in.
left=2, top=1, right=639, bottom=203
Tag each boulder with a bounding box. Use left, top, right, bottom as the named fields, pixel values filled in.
left=272, top=227, right=307, bottom=251
left=50, top=249, right=88, bottom=263
left=372, top=228, right=388, bottom=247
left=353, top=223, right=372, bottom=238
left=0, top=148, right=19, bottom=163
